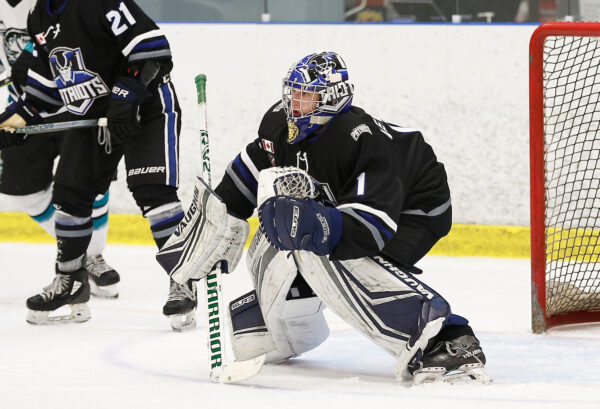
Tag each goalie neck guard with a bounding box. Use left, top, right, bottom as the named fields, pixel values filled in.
left=282, top=51, right=354, bottom=144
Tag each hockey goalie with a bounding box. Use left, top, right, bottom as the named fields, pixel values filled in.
left=158, top=51, right=491, bottom=384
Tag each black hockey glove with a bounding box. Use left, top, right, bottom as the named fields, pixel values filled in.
left=106, top=76, right=151, bottom=140
left=0, top=129, right=27, bottom=150
left=0, top=98, right=42, bottom=126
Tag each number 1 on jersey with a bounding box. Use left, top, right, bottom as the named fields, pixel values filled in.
left=356, top=172, right=366, bottom=196
left=106, top=2, right=137, bottom=35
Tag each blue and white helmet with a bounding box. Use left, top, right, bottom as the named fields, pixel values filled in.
left=282, top=51, right=354, bottom=144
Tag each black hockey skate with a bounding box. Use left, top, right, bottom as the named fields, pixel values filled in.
left=26, top=267, right=91, bottom=325
left=409, top=335, right=492, bottom=384
left=163, top=278, right=197, bottom=331
left=86, top=254, right=120, bottom=298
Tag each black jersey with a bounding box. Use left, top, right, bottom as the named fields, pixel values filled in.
left=22, top=0, right=172, bottom=118
left=215, top=101, right=451, bottom=261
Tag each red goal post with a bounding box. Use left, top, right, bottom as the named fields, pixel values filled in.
left=530, top=22, right=600, bottom=333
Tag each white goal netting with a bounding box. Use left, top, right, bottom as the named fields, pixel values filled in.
left=542, top=35, right=600, bottom=315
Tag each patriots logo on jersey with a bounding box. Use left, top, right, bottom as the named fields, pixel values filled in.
left=48, top=47, right=110, bottom=115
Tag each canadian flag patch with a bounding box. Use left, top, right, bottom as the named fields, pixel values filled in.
left=35, top=33, right=47, bottom=45
left=261, top=139, right=274, bottom=154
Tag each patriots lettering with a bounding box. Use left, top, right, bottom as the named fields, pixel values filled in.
left=320, top=81, right=353, bottom=105
left=350, top=124, right=371, bottom=141
left=59, top=77, right=109, bottom=104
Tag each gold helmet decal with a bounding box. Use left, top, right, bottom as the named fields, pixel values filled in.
left=287, top=121, right=299, bottom=143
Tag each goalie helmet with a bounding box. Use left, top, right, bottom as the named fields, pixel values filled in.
left=282, top=51, right=354, bottom=144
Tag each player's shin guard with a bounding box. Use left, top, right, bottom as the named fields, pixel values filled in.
left=55, top=210, right=93, bottom=271
left=145, top=201, right=184, bottom=249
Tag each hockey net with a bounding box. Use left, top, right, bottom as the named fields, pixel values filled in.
left=530, top=22, right=600, bottom=332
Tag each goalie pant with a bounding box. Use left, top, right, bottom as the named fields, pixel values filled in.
left=229, top=228, right=470, bottom=377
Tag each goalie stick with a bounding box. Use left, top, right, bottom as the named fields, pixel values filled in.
left=194, top=74, right=265, bottom=383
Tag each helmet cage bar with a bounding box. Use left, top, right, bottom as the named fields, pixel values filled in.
left=282, top=79, right=326, bottom=120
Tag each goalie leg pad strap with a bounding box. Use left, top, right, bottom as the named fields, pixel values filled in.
left=156, top=177, right=249, bottom=283
left=229, top=290, right=276, bottom=361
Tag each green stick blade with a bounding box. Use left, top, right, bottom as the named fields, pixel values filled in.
left=195, top=74, right=207, bottom=104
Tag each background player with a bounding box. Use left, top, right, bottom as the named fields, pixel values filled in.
left=0, top=0, right=120, bottom=298
left=0, top=0, right=195, bottom=330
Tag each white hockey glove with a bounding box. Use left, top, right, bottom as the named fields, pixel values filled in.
left=257, top=166, right=319, bottom=207
left=156, top=177, right=249, bottom=284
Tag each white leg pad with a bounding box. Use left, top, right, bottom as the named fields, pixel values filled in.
left=265, top=296, right=329, bottom=364
left=293, top=251, right=449, bottom=362
left=246, top=228, right=330, bottom=363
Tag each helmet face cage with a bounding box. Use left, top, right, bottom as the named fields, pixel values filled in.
left=282, top=81, right=326, bottom=120
left=282, top=51, right=354, bottom=143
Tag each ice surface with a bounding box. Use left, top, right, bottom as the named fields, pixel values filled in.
left=1, top=243, right=599, bottom=409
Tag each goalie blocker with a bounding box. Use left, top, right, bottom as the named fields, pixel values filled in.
left=156, top=177, right=249, bottom=283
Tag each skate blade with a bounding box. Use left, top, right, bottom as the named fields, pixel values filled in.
left=26, top=303, right=91, bottom=325
left=413, top=363, right=492, bottom=385
left=169, top=310, right=197, bottom=332
left=90, top=282, right=119, bottom=299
